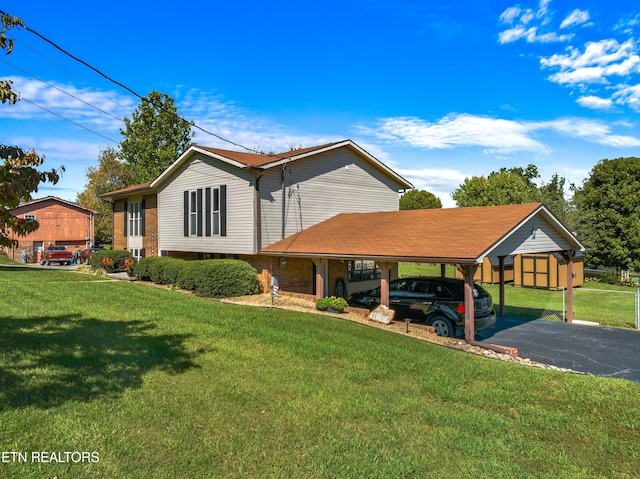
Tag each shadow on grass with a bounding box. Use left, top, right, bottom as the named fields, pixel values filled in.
left=0, top=314, right=200, bottom=410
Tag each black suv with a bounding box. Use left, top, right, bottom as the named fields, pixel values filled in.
left=348, top=276, right=496, bottom=337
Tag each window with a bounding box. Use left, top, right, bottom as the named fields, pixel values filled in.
left=189, top=191, right=197, bottom=235
left=212, top=187, right=220, bottom=235
left=24, top=214, right=36, bottom=221
left=129, top=201, right=142, bottom=236
left=348, top=260, right=381, bottom=282
left=129, top=248, right=145, bottom=261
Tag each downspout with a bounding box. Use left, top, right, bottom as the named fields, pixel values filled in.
left=281, top=164, right=286, bottom=240
left=253, top=170, right=263, bottom=254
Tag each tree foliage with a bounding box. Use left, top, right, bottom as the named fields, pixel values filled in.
left=120, top=91, right=193, bottom=183
left=399, top=189, right=442, bottom=210
left=77, top=147, right=134, bottom=243
left=573, top=157, right=640, bottom=271
left=0, top=12, right=62, bottom=247
left=451, top=164, right=572, bottom=224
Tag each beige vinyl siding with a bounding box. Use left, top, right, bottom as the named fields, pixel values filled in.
left=157, top=156, right=256, bottom=254
left=259, top=148, right=404, bottom=248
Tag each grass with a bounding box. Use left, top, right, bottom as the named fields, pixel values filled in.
left=399, top=263, right=639, bottom=329
left=0, top=266, right=639, bottom=478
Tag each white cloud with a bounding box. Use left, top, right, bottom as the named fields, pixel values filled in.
left=498, top=0, right=575, bottom=44
left=360, top=113, right=640, bottom=152
left=541, top=39, right=640, bottom=85
left=360, top=114, right=548, bottom=153
left=576, top=95, right=614, bottom=110
left=613, top=83, right=640, bottom=111
left=560, top=9, right=590, bottom=29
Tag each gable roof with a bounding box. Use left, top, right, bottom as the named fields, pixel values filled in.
left=99, top=181, right=154, bottom=199
left=150, top=139, right=413, bottom=189
left=261, top=203, right=584, bottom=263
left=9, top=196, right=100, bottom=215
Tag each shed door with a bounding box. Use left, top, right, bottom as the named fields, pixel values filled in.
left=521, top=255, right=549, bottom=289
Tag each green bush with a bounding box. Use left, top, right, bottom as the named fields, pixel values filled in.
left=176, top=259, right=259, bottom=298
left=133, top=257, right=163, bottom=281
left=315, top=296, right=348, bottom=311
left=89, top=250, right=133, bottom=272
left=145, top=257, right=185, bottom=285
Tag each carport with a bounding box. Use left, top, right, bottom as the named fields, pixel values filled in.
left=261, top=203, right=584, bottom=344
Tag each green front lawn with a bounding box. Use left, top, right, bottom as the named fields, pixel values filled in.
left=0, top=266, right=639, bottom=478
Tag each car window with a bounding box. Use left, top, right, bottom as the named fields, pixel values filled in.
left=389, top=280, right=408, bottom=292
left=408, top=281, right=430, bottom=294
left=428, top=283, right=454, bottom=300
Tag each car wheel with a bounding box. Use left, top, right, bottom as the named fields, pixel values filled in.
left=429, top=316, right=455, bottom=338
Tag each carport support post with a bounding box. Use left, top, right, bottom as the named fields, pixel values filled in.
left=375, top=261, right=395, bottom=307
left=457, top=263, right=479, bottom=342
left=560, top=250, right=574, bottom=323
left=498, top=256, right=506, bottom=316
left=312, top=258, right=328, bottom=300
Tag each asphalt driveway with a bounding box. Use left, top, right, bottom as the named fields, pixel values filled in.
left=476, top=316, right=640, bottom=383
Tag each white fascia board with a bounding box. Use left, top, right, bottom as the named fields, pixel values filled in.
left=150, top=146, right=249, bottom=188
left=477, top=204, right=585, bottom=262
left=258, top=140, right=414, bottom=189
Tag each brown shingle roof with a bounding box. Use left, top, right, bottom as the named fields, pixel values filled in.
left=262, top=203, right=549, bottom=262
left=195, top=141, right=345, bottom=168
left=99, top=181, right=153, bottom=198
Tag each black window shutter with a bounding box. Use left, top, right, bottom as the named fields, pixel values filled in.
left=123, top=201, right=128, bottom=237
left=220, top=185, right=227, bottom=237
left=197, top=189, right=203, bottom=236
left=140, top=248, right=146, bottom=258
left=205, top=188, right=212, bottom=236
left=183, top=191, right=189, bottom=236
left=140, top=199, right=146, bottom=236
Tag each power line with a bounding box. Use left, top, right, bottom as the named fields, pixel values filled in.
left=20, top=97, right=119, bottom=143
left=15, top=38, right=134, bottom=115
left=1, top=58, right=126, bottom=123
left=0, top=10, right=271, bottom=156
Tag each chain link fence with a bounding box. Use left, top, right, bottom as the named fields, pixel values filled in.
left=548, top=288, right=640, bottom=329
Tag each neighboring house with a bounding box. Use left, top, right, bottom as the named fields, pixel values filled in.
left=6, top=196, right=98, bottom=263
left=455, top=253, right=585, bottom=290
left=101, top=140, right=413, bottom=293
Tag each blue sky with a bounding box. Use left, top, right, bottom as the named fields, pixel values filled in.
left=1, top=0, right=639, bottom=207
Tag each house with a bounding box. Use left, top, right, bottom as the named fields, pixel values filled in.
left=101, top=140, right=414, bottom=293
left=6, top=196, right=98, bottom=263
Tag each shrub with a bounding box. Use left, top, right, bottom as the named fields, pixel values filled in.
left=134, top=257, right=163, bottom=281
left=176, top=259, right=259, bottom=298
left=89, top=250, right=133, bottom=272
left=315, top=296, right=348, bottom=312
left=148, top=258, right=185, bottom=285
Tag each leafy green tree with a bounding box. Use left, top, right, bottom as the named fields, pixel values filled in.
left=451, top=164, right=572, bottom=224
left=399, top=189, right=442, bottom=210
left=573, top=157, right=640, bottom=271
left=77, top=147, right=134, bottom=243
left=452, top=165, right=540, bottom=207
left=120, top=91, right=194, bottom=183
left=0, top=12, right=62, bottom=247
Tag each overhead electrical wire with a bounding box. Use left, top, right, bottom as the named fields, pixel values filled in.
left=0, top=9, right=274, bottom=156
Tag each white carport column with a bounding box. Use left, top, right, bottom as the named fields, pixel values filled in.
left=457, top=263, right=479, bottom=342
left=312, top=258, right=328, bottom=301
left=375, top=261, right=395, bottom=307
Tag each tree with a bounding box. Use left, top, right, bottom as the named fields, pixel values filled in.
left=0, top=12, right=62, bottom=247
left=77, top=147, right=134, bottom=243
left=120, top=91, right=193, bottom=183
left=451, top=164, right=572, bottom=223
left=452, top=165, right=540, bottom=207
left=573, top=157, right=640, bottom=272
left=399, top=189, right=442, bottom=210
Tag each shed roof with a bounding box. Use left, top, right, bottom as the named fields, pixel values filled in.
left=261, top=203, right=584, bottom=263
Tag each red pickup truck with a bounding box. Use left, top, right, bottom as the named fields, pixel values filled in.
left=40, top=245, right=73, bottom=266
